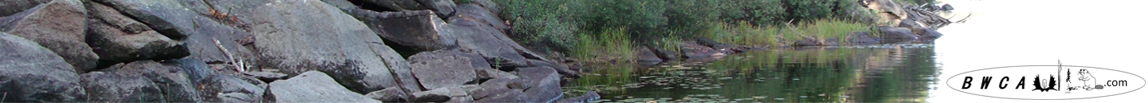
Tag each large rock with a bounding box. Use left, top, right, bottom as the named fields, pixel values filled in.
left=408, top=50, right=483, bottom=90
left=0, top=0, right=98, bottom=72
left=89, top=0, right=261, bottom=65
left=85, top=2, right=189, bottom=65
left=80, top=71, right=164, bottom=102
left=0, top=32, right=86, bottom=102
left=877, top=26, right=919, bottom=43
left=516, top=67, right=564, bottom=102
left=269, top=71, right=381, bottom=103
left=417, top=0, right=457, bottom=19
left=348, top=9, right=456, bottom=51
left=111, top=60, right=202, bottom=102
left=556, top=91, right=601, bottom=103
left=0, top=0, right=51, bottom=16
left=251, top=0, right=419, bottom=93
left=410, top=85, right=480, bottom=102
left=912, top=27, right=943, bottom=40
left=679, top=42, right=725, bottom=59
left=454, top=4, right=509, bottom=33
left=365, top=87, right=409, bottom=102
left=198, top=74, right=271, bottom=102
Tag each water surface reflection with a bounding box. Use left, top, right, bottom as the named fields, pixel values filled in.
left=565, top=45, right=941, bottom=102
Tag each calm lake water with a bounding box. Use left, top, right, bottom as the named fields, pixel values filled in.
left=564, top=0, right=1148, bottom=102
left=563, top=45, right=941, bottom=102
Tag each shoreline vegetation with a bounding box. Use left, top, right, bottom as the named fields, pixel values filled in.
left=495, top=0, right=952, bottom=63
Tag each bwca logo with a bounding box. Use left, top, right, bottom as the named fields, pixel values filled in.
left=946, top=61, right=1146, bottom=100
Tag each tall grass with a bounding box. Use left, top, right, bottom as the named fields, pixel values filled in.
left=573, top=27, right=635, bottom=62
left=704, top=19, right=872, bottom=46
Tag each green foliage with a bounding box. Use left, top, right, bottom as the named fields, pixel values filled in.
left=497, top=0, right=880, bottom=60
left=573, top=27, right=635, bottom=62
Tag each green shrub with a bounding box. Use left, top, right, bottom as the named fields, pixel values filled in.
left=573, top=27, right=634, bottom=62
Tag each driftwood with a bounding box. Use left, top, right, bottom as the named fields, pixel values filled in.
left=213, top=38, right=245, bottom=72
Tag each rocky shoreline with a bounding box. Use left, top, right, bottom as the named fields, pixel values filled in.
left=1, top=0, right=582, bottom=102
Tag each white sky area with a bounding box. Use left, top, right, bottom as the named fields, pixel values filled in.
left=930, top=0, right=1148, bottom=102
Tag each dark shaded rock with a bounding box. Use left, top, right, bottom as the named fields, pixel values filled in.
left=0, top=0, right=51, bottom=16
left=348, top=9, right=456, bottom=51
left=269, top=71, right=381, bottom=103
left=410, top=85, right=478, bottom=102
left=90, top=0, right=191, bottom=39
left=0, top=32, right=86, bottom=102
left=517, top=67, right=564, bottom=102
left=646, top=45, right=678, bottom=61
left=243, top=71, right=289, bottom=82
left=112, top=60, right=202, bottom=102
left=0, top=0, right=98, bottom=72
left=912, top=28, right=943, bottom=40
left=636, top=46, right=663, bottom=63
left=417, top=0, right=457, bottom=19
left=198, top=74, right=269, bottom=103
left=365, top=87, right=409, bottom=102
left=793, top=38, right=823, bottom=47
left=877, top=26, right=919, bottom=43
left=251, top=0, right=419, bottom=93
left=408, top=50, right=480, bottom=90
left=556, top=91, right=601, bottom=103
left=162, top=59, right=217, bottom=83
left=80, top=71, right=164, bottom=102
left=86, top=2, right=189, bottom=66
left=362, top=0, right=426, bottom=11
left=847, top=32, right=880, bottom=45
left=678, top=42, right=725, bottom=59
left=941, top=4, right=954, bottom=11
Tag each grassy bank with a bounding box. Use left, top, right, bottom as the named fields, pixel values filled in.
left=496, top=0, right=929, bottom=63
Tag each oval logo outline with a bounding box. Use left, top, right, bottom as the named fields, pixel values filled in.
left=946, top=65, right=1145, bottom=100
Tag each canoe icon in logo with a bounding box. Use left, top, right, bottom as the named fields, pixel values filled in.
left=946, top=62, right=1145, bottom=100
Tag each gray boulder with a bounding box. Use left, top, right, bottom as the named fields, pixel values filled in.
left=636, top=46, right=663, bottom=63
left=516, top=67, right=564, bottom=102
left=198, top=74, right=271, bottom=102
left=85, top=2, right=189, bottom=65
left=877, top=26, right=919, bottom=43
left=365, top=87, right=410, bottom=102
left=408, top=50, right=482, bottom=90
left=417, top=0, right=457, bottom=19
left=110, top=60, right=202, bottom=102
left=847, top=32, right=881, bottom=45
left=89, top=0, right=261, bottom=65
left=0, top=32, right=86, bottom=102
left=347, top=9, right=456, bottom=51
left=251, top=0, right=419, bottom=93
left=269, top=71, right=381, bottom=103
left=410, top=85, right=480, bottom=102
left=469, top=0, right=500, bottom=14
left=0, top=0, right=98, bottom=72
left=679, top=42, right=725, bottom=59
left=80, top=71, right=164, bottom=102
left=0, top=0, right=51, bottom=16
left=912, top=28, right=943, bottom=40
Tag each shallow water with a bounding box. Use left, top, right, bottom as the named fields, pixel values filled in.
left=564, top=45, right=941, bottom=102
